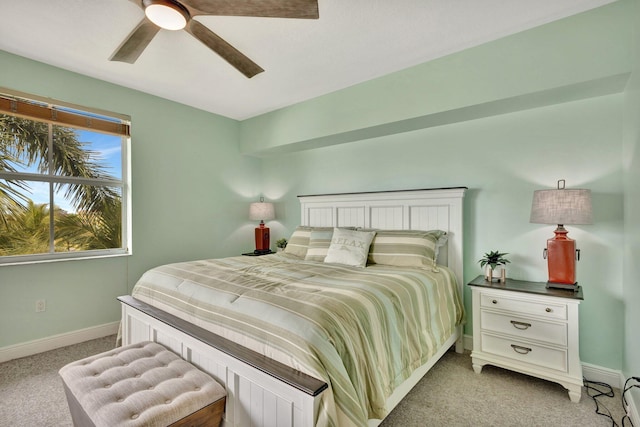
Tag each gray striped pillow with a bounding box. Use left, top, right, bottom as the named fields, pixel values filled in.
left=367, top=230, right=447, bottom=267
left=284, top=226, right=338, bottom=259
left=304, top=229, right=335, bottom=262
left=283, top=226, right=313, bottom=258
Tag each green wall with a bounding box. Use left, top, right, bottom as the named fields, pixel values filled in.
left=243, top=1, right=632, bottom=371
left=623, top=0, right=640, bottom=410
left=240, top=1, right=629, bottom=155
left=0, top=51, right=261, bottom=347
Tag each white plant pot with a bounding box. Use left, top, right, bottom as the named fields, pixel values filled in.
left=485, top=266, right=506, bottom=283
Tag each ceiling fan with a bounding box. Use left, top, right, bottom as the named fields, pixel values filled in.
left=110, top=0, right=319, bottom=78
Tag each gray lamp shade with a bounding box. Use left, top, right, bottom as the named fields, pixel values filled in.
left=249, top=202, right=275, bottom=222
left=530, top=188, right=593, bottom=225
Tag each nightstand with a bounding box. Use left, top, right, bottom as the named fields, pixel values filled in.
left=242, top=250, right=274, bottom=256
left=468, top=275, right=584, bottom=402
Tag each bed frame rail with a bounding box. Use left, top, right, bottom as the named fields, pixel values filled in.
left=119, top=295, right=327, bottom=427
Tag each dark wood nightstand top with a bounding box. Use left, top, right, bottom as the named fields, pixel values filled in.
left=467, top=275, right=583, bottom=300
left=242, top=250, right=274, bottom=256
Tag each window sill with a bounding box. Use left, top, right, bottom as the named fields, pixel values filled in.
left=0, top=250, right=132, bottom=267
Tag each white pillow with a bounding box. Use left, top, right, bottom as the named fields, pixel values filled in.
left=324, top=228, right=376, bottom=268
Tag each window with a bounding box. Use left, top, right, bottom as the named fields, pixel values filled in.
left=0, top=88, right=131, bottom=264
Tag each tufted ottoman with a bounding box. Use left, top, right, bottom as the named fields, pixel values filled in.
left=59, top=341, right=226, bottom=427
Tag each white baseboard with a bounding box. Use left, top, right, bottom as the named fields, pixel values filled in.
left=582, top=362, right=624, bottom=389
left=0, top=321, right=119, bottom=363
left=626, top=392, right=640, bottom=427
left=463, top=333, right=473, bottom=351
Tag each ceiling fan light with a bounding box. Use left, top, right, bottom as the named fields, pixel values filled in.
left=143, top=0, right=189, bottom=30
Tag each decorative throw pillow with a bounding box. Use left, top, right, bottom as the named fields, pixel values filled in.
left=367, top=229, right=447, bottom=267
left=304, top=229, right=335, bottom=262
left=324, top=228, right=376, bottom=268
left=283, top=226, right=313, bottom=258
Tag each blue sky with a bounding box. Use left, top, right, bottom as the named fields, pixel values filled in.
left=77, top=129, right=122, bottom=180
left=8, top=129, right=123, bottom=213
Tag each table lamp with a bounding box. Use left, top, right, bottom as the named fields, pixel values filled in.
left=529, top=179, right=592, bottom=290
left=249, top=198, right=275, bottom=254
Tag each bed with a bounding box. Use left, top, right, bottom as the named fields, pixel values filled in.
left=119, top=187, right=467, bottom=427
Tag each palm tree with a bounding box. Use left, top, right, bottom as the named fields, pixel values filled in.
left=0, top=115, right=118, bottom=212
left=0, top=114, right=122, bottom=254
left=0, top=201, right=51, bottom=255
left=55, top=197, right=122, bottom=250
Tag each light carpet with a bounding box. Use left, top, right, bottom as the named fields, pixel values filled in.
left=0, top=336, right=626, bottom=426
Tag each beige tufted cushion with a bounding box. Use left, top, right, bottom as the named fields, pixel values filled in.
left=59, top=341, right=226, bottom=427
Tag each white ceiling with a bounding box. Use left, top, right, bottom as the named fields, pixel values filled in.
left=0, top=0, right=614, bottom=121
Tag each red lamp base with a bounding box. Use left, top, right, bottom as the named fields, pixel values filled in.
left=254, top=224, right=271, bottom=254
left=545, top=225, right=578, bottom=290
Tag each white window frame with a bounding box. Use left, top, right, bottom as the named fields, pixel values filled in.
left=0, top=88, right=132, bottom=265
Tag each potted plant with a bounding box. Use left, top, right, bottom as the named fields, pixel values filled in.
left=276, top=238, right=288, bottom=252
left=478, top=250, right=510, bottom=282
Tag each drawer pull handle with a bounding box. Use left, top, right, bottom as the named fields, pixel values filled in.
left=492, top=299, right=498, bottom=304
left=545, top=308, right=552, bottom=313
left=510, top=320, right=532, bottom=330
left=511, top=344, right=532, bottom=355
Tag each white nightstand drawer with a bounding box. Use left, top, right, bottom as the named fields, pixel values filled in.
left=481, top=333, right=568, bottom=372
left=480, top=294, right=567, bottom=320
left=480, top=311, right=568, bottom=346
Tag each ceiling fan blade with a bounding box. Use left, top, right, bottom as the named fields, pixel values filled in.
left=110, top=19, right=160, bottom=63
left=185, top=20, right=264, bottom=78
left=182, top=0, right=319, bottom=19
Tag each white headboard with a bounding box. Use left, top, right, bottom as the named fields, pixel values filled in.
left=298, top=187, right=467, bottom=288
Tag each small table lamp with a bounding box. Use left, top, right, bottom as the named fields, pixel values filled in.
left=249, top=198, right=275, bottom=254
left=530, top=179, right=592, bottom=290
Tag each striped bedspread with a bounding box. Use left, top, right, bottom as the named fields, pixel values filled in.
left=131, top=253, right=464, bottom=427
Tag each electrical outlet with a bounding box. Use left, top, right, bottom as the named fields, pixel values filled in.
left=35, top=299, right=46, bottom=313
